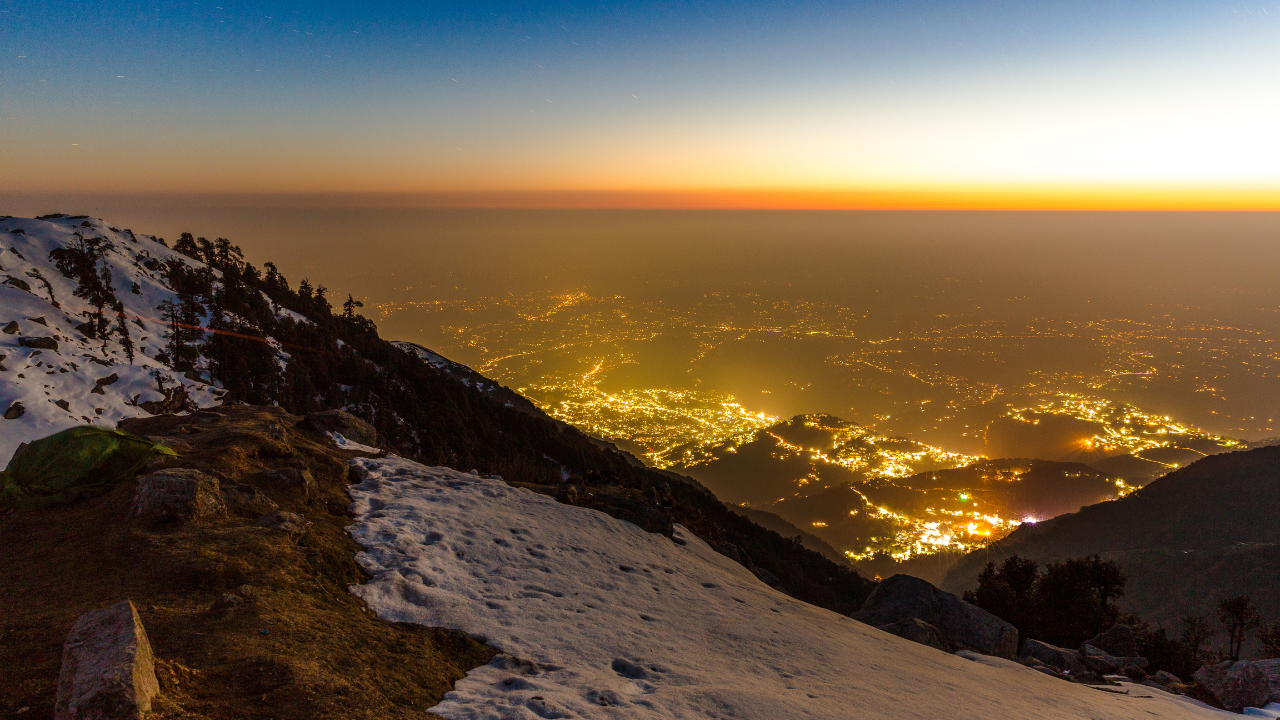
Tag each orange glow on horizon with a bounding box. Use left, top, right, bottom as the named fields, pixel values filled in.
left=10, top=186, right=1280, bottom=211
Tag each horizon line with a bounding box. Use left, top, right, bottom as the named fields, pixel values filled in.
left=5, top=187, right=1280, bottom=211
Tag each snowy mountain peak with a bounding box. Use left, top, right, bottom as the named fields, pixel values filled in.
left=0, top=215, right=226, bottom=461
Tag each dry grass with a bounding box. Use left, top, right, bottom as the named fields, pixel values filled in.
left=0, top=406, right=494, bottom=719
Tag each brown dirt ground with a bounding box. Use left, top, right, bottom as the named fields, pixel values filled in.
left=0, top=405, right=495, bottom=720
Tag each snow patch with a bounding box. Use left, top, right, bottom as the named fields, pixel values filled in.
left=325, top=431, right=381, bottom=454
left=347, top=457, right=1230, bottom=720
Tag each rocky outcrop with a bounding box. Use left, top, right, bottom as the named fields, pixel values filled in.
left=1019, top=639, right=1085, bottom=674
left=1082, top=624, right=1140, bottom=659
left=1147, top=669, right=1186, bottom=695
left=852, top=574, right=1018, bottom=658
left=876, top=617, right=952, bottom=653
left=54, top=600, right=159, bottom=720
left=1192, top=660, right=1271, bottom=712
left=131, top=469, right=226, bottom=525
left=18, top=335, right=58, bottom=350
left=301, top=409, right=377, bottom=447
left=1257, top=659, right=1280, bottom=704
left=1080, top=644, right=1147, bottom=674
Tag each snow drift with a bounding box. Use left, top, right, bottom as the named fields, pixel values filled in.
left=347, top=456, right=1233, bottom=719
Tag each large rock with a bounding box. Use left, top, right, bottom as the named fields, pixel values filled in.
left=1192, top=660, right=1272, bottom=712
left=1081, top=644, right=1147, bottom=673
left=55, top=599, right=160, bottom=720
left=1082, top=624, right=1140, bottom=659
left=1020, top=638, right=1085, bottom=674
left=131, top=468, right=225, bottom=524
left=1148, top=669, right=1185, bottom=695
left=1253, top=659, right=1280, bottom=704
left=18, top=335, right=58, bottom=350
left=301, top=409, right=377, bottom=446
left=876, top=617, right=953, bottom=653
left=852, top=574, right=1019, bottom=659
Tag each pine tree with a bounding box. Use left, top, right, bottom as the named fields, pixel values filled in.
left=1219, top=595, right=1260, bottom=662
left=1181, top=615, right=1216, bottom=666
left=342, top=294, right=364, bottom=320
left=174, top=232, right=199, bottom=258
left=114, top=300, right=135, bottom=363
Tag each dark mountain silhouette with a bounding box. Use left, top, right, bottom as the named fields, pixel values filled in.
left=941, top=446, right=1280, bottom=636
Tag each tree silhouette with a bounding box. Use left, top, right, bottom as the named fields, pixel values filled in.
left=1218, top=595, right=1260, bottom=662
left=1181, top=615, right=1216, bottom=666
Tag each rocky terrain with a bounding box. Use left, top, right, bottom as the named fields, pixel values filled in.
left=0, top=405, right=494, bottom=719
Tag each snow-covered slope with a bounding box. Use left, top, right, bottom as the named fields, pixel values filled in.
left=347, top=457, right=1235, bottom=720
left=0, top=215, right=221, bottom=461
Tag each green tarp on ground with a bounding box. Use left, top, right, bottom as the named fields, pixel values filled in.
left=0, top=426, right=176, bottom=511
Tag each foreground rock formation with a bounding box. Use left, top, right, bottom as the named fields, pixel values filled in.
left=0, top=406, right=494, bottom=719
left=852, top=574, right=1020, bottom=659
left=55, top=600, right=159, bottom=720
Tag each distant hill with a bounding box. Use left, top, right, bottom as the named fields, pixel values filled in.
left=941, top=446, right=1280, bottom=637
left=727, top=504, right=849, bottom=566
left=681, top=417, right=1128, bottom=565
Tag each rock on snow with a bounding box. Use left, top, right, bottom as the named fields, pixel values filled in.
left=347, top=457, right=1231, bottom=720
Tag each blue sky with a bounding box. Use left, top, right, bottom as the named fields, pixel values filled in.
left=3, top=1, right=1279, bottom=203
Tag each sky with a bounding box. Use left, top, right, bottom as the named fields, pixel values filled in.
left=2, top=1, right=1280, bottom=207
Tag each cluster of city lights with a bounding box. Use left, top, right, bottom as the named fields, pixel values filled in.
left=370, top=290, right=1268, bottom=562
left=1007, top=394, right=1238, bottom=458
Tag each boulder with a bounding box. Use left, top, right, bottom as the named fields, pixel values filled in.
left=852, top=574, right=1019, bottom=659
left=54, top=599, right=160, bottom=720
left=1192, top=660, right=1272, bottom=713
left=131, top=469, right=226, bottom=524
left=1020, top=638, right=1085, bottom=674
left=1146, top=670, right=1185, bottom=695
left=1254, top=659, right=1280, bottom=704
left=1121, top=665, right=1147, bottom=682
left=5, top=276, right=32, bottom=292
left=4, top=401, right=24, bottom=420
left=1082, top=624, right=1140, bottom=659
left=715, top=543, right=743, bottom=564
left=876, top=617, right=952, bottom=653
left=2, top=320, right=18, bottom=334
left=19, top=335, right=58, bottom=351
left=752, top=566, right=781, bottom=587
left=1082, top=643, right=1147, bottom=671
left=301, top=409, right=377, bottom=446
left=90, top=373, right=120, bottom=395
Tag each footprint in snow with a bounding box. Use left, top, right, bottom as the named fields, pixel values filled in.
left=524, top=696, right=569, bottom=719
left=610, top=658, right=660, bottom=680
left=585, top=689, right=625, bottom=707
left=496, top=676, right=537, bottom=691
